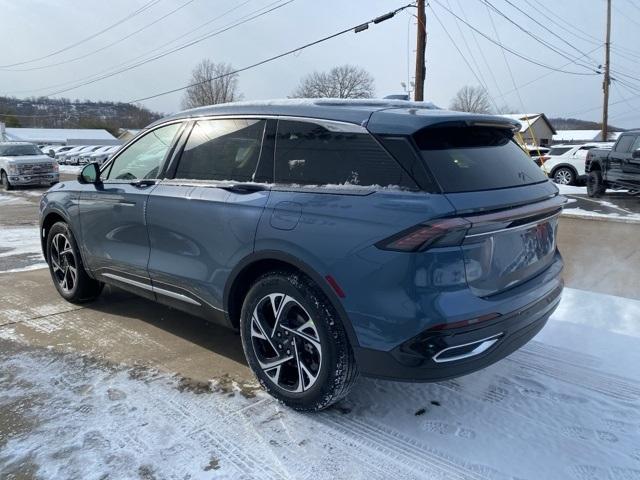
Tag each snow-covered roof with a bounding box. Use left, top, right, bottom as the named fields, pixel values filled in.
left=553, top=130, right=623, bottom=142
left=5, top=127, right=118, bottom=145
left=498, top=113, right=556, bottom=134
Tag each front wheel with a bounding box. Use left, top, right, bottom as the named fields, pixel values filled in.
left=1, top=171, right=13, bottom=190
left=240, top=271, right=358, bottom=412
left=552, top=167, right=575, bottom=185
left=587, top=170, right=606, bottom=197
left=46, top=222, right=103, bottom=303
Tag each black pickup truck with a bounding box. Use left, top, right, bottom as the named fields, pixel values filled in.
left=585, top=131, right=640, bottom=197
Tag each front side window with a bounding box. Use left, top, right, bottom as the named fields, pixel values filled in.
left=614, top=135, right=634, bottom=153
left=631, top=136, right=640, bottom=152
left=175, top=119, right=265, bottom=181
left=274, top=120, right=417, bottom=189
left=106, top=123, right=181, bottom=181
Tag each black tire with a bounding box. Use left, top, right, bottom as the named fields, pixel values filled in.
left=240, top=270, right=358, bottom=412
left=1, top=171, right=13, bottom=191
left=587, top=170, right=606, bottom=197
left=46, top=221, right=103, bottom=303
left=552, top=167, right=575, bottom=185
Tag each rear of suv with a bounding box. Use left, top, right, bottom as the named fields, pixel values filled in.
left=39, top=100, right=564, bottom=411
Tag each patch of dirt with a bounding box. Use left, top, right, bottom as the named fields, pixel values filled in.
left=204, top=457, right=220, bottom=471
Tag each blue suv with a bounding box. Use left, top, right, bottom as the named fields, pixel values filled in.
left=39, top=100, right=564, bottom=411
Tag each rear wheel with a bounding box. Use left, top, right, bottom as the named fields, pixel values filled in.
left=1, top=171, right=13, bottom=190
left=240, top=271, right=358, bottom=411
left=587, top=170, right=606, bottom=197
left=552, top=167, right=575, bottom=185
left=46, top=222, right=102, bottom=303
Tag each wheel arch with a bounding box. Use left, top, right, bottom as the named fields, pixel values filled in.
left=550, top=163, right=579, bottom=179
left=41, top=209, right=71, bottom=261
left=224, top=250, right=360, bottom=349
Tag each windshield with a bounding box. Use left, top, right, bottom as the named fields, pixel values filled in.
left=413, top=126, right=548, bottom=193
left=0, top=144, right=43, bottom=156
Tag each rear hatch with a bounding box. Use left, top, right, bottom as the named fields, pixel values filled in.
left=412, top=120, right=563, bottom=297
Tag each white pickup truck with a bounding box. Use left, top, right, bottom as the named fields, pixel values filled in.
left=0, top=142, right=59, bottom=190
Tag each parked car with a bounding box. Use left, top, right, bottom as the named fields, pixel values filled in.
left=585, top=131, right=640, bottom=196
left=39, top=100, right=565, bottom=411
left=87, top=145, right=120, bottom=165
left=55, top=145, right=86, bottom=164
left=47, top=145, right=75, bottom=159
left=541, top=143, right=613, bottom=185
left=0, top=142, right=59, bottom=189
left=67, top=145, right=102, bottom=165
left=523, top=145, right=550, bottom=166
left=78, top=145, right=114, bottom=165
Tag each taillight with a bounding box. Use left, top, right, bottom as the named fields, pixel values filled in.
left=53, top=162, right=59, bottom=172
left=540, top=155, right=550, bottom=164
left=376, top=218, right=471, bottom=252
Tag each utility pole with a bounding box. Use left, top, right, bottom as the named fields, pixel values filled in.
left=414, top=0, right=426, bottom=101
left=602, top=0, right=612, bottom=141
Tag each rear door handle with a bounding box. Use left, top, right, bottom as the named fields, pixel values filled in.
left=219, top=183, right=267, bottom=194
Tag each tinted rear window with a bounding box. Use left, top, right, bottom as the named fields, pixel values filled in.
left=413, top=126, right=548, bottom=193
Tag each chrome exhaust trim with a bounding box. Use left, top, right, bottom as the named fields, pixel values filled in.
left=432, top=333, right=503, bottom=363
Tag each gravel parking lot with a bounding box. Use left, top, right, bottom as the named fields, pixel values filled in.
left=1, top=179, right=640, bottom=479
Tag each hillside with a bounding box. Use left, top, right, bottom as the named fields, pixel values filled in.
left=549, top=117, right=624, bottom=131
left=0, top=96, right=162, bottom=136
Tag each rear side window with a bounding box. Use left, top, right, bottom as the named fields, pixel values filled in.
left=414, top=126, right=548, bottom=193
left=274, top=120, right=417, bottom=189
left=548, top=147, right=572, bottom=156
left=176, top=119, right=266, bottom=181
left=614, top=135, right=635, bottom=153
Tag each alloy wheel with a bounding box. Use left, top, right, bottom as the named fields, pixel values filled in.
left=250, top=293, right=322, bottom=393
left=553, top=169, right=573, bottom=185
left=50, top=233, right=77, bottom=293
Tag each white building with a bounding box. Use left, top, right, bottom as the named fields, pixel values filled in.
left=1, top=127, right=120, bottom=145
left=552, top=129, right=622, bottom=144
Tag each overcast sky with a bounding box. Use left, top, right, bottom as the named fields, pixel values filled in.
left=0, top=0, right=638, bottom=128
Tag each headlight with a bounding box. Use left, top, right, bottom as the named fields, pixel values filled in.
left=8, top=164, right=18, bottom=175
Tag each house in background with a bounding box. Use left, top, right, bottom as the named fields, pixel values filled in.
left=499, top=113, right=556, bottom=146
left=2, top=126, right=119, bottom=145
left=552, top=129, right=622, bottom=144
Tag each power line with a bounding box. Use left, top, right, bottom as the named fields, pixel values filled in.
left=431, top=0, right=600, bottom=76
left=481, top=0, right=599, bottom=73
left=39, top=1, right=295, bottom=98
left=0, top=0, right=163, bottom=68
left=3, top=0, right=257, bottom=96
left=128, top=3, right=417, bottom=104
left=0, top=0, right=198, bottom=72
left=429, top=5, right=499, bottom=111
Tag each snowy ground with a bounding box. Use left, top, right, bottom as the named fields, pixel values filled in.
left=0, top=226, right=46, bottom=273
left=58, top=165, right=82, bottom=174
left=1, top=287, right=639, bottom=480
left=557, top=184, right=640, bottom=222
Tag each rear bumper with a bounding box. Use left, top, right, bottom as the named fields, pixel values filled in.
left=354, top=280, right=562, bottom=382
left=9, top=173, right=59, bottom=185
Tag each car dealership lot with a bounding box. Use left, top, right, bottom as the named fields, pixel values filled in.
left=1, top=182, right=640, bottom=479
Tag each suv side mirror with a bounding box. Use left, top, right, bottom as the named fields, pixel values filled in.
left=78, top=162, right=101, bottom=184
left=633, top=149, right=640, bottom=159
left=47, top=150, right=55, bottom=158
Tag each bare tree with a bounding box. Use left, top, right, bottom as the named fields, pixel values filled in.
left=181, top=60, right=241, bottom=109
left=291, top=65, right=375, bottom=99
left=449, top=85, right=492, bottom=113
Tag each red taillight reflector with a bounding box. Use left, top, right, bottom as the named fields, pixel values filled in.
left=376, top=218, right=470, bottom=252
left=325, top=275, right=346, bottom=298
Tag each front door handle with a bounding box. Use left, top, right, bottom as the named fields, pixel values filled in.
left=130, top=179, right=156, bottom=188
